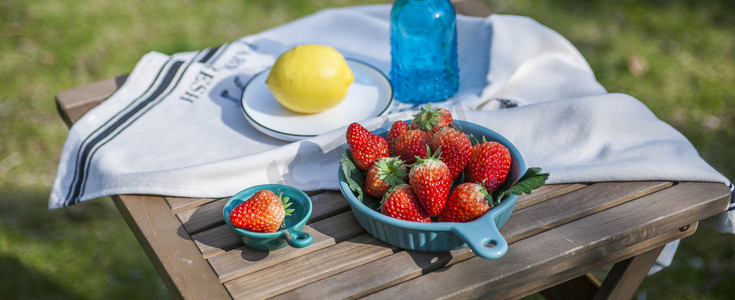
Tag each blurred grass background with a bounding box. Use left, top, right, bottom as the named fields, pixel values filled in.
left=1, top=0, right=732, bottom=298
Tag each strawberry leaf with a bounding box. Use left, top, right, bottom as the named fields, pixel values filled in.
left=490, top=167, right=549, bottom=206
left=340, top=151, right=382, bottom=211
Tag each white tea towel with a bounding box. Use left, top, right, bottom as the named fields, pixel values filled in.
left=50, top=5, right=734, bottom=268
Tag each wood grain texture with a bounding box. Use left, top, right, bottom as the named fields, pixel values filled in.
left=166, top=196, right=223, bottom=214
left=483, top=223, right=697, bottom=300
left=272, top=247, right=459, bottom=300
left=515, top=183, right=587, bottom=210
left=177, top=198, right=228, bottom=234
left=225, top=234, right=397, bottom=299
left=208, top=212, right=365, bottom=282
left=113, top=195, right=231, bottom=299
left=362, top=182, right=729, bottom=299
left=269, top=182, right=671, bottom=299
left=502, top=181, right=672, bottom=242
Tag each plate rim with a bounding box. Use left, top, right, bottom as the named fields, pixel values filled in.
left=240, top=58, right=393, bottom=141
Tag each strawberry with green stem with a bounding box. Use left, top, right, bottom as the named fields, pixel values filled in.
left=431, top=126, right=472, bottom=181
left=229, top=190, right=295, bottom=233
left=365, top=157, right=408, bottom=198
left=346, top=122, right=389, bottom=171
left=438, top=182, right=491, bottom=222
left=410, top=104, right=454, bottom=138
left=465, top=136, right=512, bottom=192
left=439, top=168, right=550, bottom=222
left=409, top=146, right=452, bottom=216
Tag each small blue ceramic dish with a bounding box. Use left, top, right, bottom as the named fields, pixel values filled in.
left=223, top=184, right=313, bottom=251
left=338, top=120, right=526, bottom=259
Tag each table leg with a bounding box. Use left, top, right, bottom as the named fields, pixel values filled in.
left=592, top=244, right=666, bottom=300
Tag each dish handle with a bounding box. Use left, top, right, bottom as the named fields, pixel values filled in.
left=284, top=230, right=313, bottom=248
left=452, top=217, right=508, bottom=259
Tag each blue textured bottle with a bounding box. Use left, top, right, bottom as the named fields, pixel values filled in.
left=390, top=0, right=459, bottom=104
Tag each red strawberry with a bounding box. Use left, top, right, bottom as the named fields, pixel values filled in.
left=465, top=140, right=511, bottom=192
left=346, top=122, right=389, bottom=171
left=365, top=157, right=408, bottom=198
left=393, top=129, right=430, bottom=164
left=438, top=182, right=491, bottom=222
left=430, top=127, right=472, bottom=181
left=381, top=184, right=431, bottom=223
left=386, top=120, right=409, bottom=155
left=410, top=104, right=453, bottom=138
left=229, top=190, right=294, bottom=233
left=408, top=148, right=452, bottom=216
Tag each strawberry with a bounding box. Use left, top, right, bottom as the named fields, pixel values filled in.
left=438, top=182, right=491, bottom=222
left=393, top=129, right=431, bottom=164
left=430, top=126, right=472, bottom=181
left=346, top=122, right=389, bottom=171
left=380, top=184, right=431, bottom=223
left=229, top=190, right=294, bottom=233
left=386, top=120, right=409, bottom=155
left=410, top=104, right=453, bottom=138
left=465, top=140, right=511, bottom=192
left=365, top=157, right=408, bottom=198
left=408, top=147, right=452, bottom=216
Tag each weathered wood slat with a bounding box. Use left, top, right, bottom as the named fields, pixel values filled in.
left=177, top=198, right=228, bottom=234
left=225, top=234, right=397, bottom=299
left=191, top=224, right=241, bottom=259
left=112, top=195, right=231, bottom=299
left=308, top=190, right=352, bottom=222
left=272, top=247, right=461, bottom=300
left=363, top=182, right=730, bottom=299
left=270, top=182, right=668, bottom=299
left=165, top=196, right=223, bottom=214
left=503, top=181, right=672, bottom=242
left=515, top=183, right=587, bottom=210
left=487, top=223, right=697, bottom=300
left=208, top=212, right=365, bottom=282
left=284, top=224, right=694, bottom=300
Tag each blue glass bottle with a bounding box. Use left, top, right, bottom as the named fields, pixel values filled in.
left=390, top=0, right=459, bottom=104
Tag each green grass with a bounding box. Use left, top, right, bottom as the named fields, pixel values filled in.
left=1, top=0, right=733, bottom=298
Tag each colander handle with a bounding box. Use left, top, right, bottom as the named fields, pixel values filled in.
left=452, top=217, right=508, bottom=259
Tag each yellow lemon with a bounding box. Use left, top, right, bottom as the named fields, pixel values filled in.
left=266, top=44, right=354, bottom=114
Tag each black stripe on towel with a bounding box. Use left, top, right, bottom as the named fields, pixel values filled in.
left=198, top=45, right=221, bottom=63
left=63, top=58, right=173, bottom=203
left=64, top=60, right=187, bottom=206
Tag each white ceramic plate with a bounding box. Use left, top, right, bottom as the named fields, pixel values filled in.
left=241, top=59, right=393, bottom=141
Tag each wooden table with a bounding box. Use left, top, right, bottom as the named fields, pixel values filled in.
left=54, top=1, right=731, bottom=299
